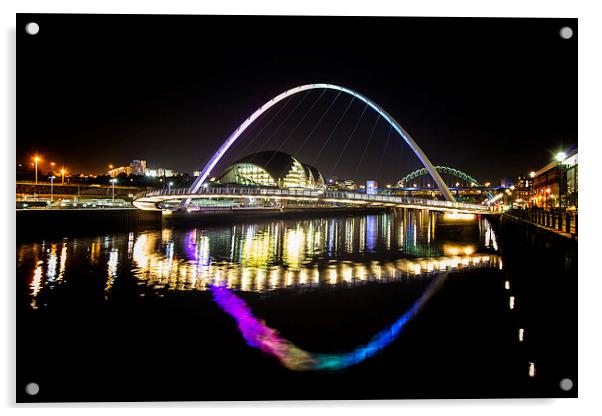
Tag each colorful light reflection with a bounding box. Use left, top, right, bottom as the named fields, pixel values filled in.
left=209, top=273, right=448, bottom=371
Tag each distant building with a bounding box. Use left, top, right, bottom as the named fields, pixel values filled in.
left=366, top=180, right=378, bottom=195
left=509, top=175, right=531, bottom=208
left=328, top=179, right=356, bottom=191
left=108, top=166, right=132, bottom=177
left=145, top=167, right=182, bottom=178
left=108, top=160, right=181, bottom=178
left=217, top=151, right=325, bottom=190
left=130, top=160, right=147, bottom=175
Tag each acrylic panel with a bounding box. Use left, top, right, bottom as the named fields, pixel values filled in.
left=16, top=14, right=577, bottom=402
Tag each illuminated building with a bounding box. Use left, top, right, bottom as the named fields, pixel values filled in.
left=108, top=160, right=181, bottom=178
left=130, top=159, right=147, bottom=175
left=107, top=165, right=132, bottom=177
left=107, top=159, right=146, bottom=177
left=507, top=175, right=531, bottom=209
left=327, top=178, right=356, bottom=191
left=218, top=151, right=326, bottom=190
left=532, top=149, right=578, bottom=209
left=366, top=180, right=378, bottom=195
left=145, top=167, right=181, bottom=177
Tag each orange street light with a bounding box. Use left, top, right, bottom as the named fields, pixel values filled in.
left=33, top=155, right=41, bottom=183
left=60, top=168, right=66, bottom=184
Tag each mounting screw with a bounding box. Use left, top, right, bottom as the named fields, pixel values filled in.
left=559, top=378, right=574, bottom=391
left=559, top=27, right=573, bottom=40
left=25, top=382, right=39, bottom=396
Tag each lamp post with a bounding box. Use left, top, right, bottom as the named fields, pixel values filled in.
left=110, top=179, right=116, bottom=202
left=60, top=169, right=66, bottom=185
left=168, top=181, right=174, bottom=193
left=555, top=152, right=567, bottom=211
left=49, top=176, right=55, bottom=202
left=33, top=156, right=40, bottom=184
left=529, top=171, right=535, bottom=209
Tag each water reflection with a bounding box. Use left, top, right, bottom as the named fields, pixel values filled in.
left=18, top=211, right=500, bottom=308
left=30, top=260, right=43, bottom=310
left=209, top=272, right=449, bottom=371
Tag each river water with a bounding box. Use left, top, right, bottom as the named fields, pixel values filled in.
left=16, top=209, right=577, bottom=401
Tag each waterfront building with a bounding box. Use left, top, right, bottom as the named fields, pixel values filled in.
left=509, top=175, right=532, bottom=209
left=217, top=151, right=326, bottom=190
left=532, top=149, right=578, bottom=209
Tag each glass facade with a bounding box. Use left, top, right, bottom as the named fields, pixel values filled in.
left=229, top=163, right=277, bottom=186
left=218, top=152, right=326, bottom=190
left=532, top=151, right=578, bottom=209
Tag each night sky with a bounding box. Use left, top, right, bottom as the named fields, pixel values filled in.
left=17, top=14, right=577, bottom=185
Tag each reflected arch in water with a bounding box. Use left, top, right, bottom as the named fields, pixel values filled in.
left=209, top=272, right=448, bottom=371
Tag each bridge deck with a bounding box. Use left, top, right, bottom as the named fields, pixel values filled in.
left=133, top=187, right=495, bottom=214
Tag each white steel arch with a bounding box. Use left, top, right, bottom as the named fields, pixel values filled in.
left=189, top=83, right=456, bottom=202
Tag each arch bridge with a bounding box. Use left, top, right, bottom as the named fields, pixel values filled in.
left=396, top=166, right=481, bottom=188
left=133, top=83, right=493, bottom=214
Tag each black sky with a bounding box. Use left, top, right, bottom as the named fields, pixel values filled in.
left=17, top=14, right=577, bottom=185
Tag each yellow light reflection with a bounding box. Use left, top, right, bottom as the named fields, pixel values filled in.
left=30, top=260, right=43, bottom=309
left=122, top=229, right=500, bottom=295
left=528, top=362, right=536, bottom=377
left=442, top=212, right=476, bottom=221
left=443, top=244, right=477, bottom=257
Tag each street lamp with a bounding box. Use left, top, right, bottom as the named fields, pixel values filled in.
left=33, top=155, right=41, bottom=184
left=529, top=171, right=536, bottom=208
left=60, top=169, right=66, bottom=185
left=49, top=176, right=55, bottom=202
left=168, top=181, right=174, bottom=192
left=555, top=152, right=567, bottom=210
left=110, top=179, right=117, bottom=202
left=555, top=152, right=567, bottom=162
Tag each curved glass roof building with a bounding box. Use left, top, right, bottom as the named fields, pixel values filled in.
left=218, top=151, right=326, bottom=190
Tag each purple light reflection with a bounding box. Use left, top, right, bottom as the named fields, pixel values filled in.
left=209, top=272, right=447, bottom=371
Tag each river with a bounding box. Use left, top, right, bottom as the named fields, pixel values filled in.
left=16, top=209, right=577, bottom=401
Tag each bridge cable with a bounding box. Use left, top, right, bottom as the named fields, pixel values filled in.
left=293, top=90, right=342, bottom=159
left=376, top=124, right=394, bottom=181
left=266, top=88, right=327, bottom=165
left=394, top=125, right=415, bottom=188
left=327, top=102, right=369, bottom=179
left=352, top=113, right=381, bottom=181
left=232, top=92, right=296, bottom=163
left=311, top=96, right=356, bottom=167
left=253, top=90, right=311, bottom=157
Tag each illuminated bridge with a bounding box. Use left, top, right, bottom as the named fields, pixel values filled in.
left=396, top=166, right=481, bottom=189
left=133, top=83, right=494, bottom=214
left=133, top=186, right=490, bottom=213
